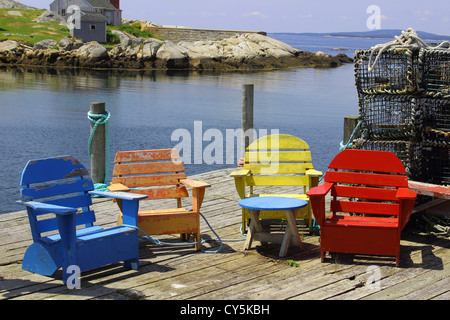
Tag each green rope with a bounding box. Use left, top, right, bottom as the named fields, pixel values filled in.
left=87, top=110, right=111, bottom=191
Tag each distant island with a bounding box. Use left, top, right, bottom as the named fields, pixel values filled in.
left=277, top=29, right=450, bottom=41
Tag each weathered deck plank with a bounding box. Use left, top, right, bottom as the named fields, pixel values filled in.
left=1, top=168, right=449, bottom=301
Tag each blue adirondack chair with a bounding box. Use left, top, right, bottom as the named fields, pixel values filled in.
left=18, top=156, right=147, bottom=284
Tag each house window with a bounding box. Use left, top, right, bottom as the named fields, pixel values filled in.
left=90, top=25, right=96, bottom=30
left=61, top=9, right=66, bottom=16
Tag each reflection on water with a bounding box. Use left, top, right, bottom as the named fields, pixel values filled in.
left=0, top=64, right=358, bottom=213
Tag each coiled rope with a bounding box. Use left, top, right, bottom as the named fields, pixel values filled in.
left=87, top=110, right=111, bottom=191
left=368, top=28, right=450, bottom=72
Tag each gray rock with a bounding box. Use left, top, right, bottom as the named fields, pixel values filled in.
left=58, top=38, right=73, bottom=51
left=156, top=41, right=187, bottom=61
left=142, top=38, right=163, bottom=59
left=0, top=40, right=19, bottom=52
left=76, top=41, right=108, bottom=60
left=112, top=30, right=132, bottom=48
left=175, top=33, right=300, bottom=62
left=58, top=37, right=83, bottom=51
left=35, top=10, right=66, bottom=26
left=33, top=39, right=57, bottom=50
left=131, top=37, right=143, bottom=47
left=315, top=51, right=331, bottom=58
left=0, top=0, right=32, bottom=9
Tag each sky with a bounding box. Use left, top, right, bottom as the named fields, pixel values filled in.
left=19, top=0, right=450, bottom=35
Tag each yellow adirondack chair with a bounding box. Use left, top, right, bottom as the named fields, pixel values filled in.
left=109, top=149, right=210, bottom=251
left=230, top=134, right=322, bottom=233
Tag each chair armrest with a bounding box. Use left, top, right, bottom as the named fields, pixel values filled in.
left=88, top=190, right=148, bottom=201
left=180, top=179, right=211, bottom=189
left=180, top=179, right=210, bottom=212
left=230, top=169, right=250, bottom=178
left=306, top=183, right=333, bottom=227
left=230, top=170, right=250, bottom=199
left=17, top=201, right=78, bottom=215
left=307, top=183, right=333, bottom=197
left=107, top=183, right=130, bottom=192
left=306, top=169, right=323, bottom=177
left=396, top=188, right=417, bottom=230
left=396, top=188, right=417, bottom=200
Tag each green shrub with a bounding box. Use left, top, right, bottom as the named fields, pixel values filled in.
left=109, top=23, right=160, bottom=40
left=106, top=30, right=120, bottom=45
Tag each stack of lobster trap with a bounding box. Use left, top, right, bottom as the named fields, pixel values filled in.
left=353, top=39, right=450, bottom=185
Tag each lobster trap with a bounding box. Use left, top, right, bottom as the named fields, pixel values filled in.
left=420, top=144, right=450, bottom=185
left=354, top=48, right=420, bottom=95
left=420, top=48, right=450, bottom=98
left=358, top=94, right=419, bottom=139
left=352, top=139, right=422, bottom=180
left=418, top=98, right=450, bottom=145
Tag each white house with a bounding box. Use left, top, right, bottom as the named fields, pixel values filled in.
left=50, top=0, right=122, bottom=26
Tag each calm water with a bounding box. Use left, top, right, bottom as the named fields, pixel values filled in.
left=0, top=34, right=383, bottom=214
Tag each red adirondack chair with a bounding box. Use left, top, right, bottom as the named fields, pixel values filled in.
left=307, top=149, right=417, bottom=266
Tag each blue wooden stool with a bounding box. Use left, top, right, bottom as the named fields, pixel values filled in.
left=239, top=197, right=308, bottom=257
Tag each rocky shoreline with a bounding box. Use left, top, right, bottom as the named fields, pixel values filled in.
left=0, top=31, right=352, bottom=72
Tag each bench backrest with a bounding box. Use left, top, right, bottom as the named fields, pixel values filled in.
left=112, top=149, right=188, bottom=202
left=325, top=149, right=409, bottom=219
left=242, top=134, right=316, bottom=193
left=20, top=156, right=95, bottom=241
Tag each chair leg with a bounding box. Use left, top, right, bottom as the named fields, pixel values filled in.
left=194, top=231, right=201, bottom=251
left=180, top=233, right=189, bottom=242
left=124, top=258, right=139, bottom=270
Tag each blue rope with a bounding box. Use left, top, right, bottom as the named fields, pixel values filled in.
left=87, top=110, right=111, bottom=191
left=122, top=212, right=246, bottom=254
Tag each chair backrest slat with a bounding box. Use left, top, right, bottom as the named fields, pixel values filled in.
left=113, top=161, right=185, bottom=176
left=245, top=175, right=310, bottom=187
left=332, top=185, right=398, bottom=201
left=325, top=171, right=409, bottom=188
left=111, top=173, right=187, bottom=188
left=328, top=149, right=407, bottom=174
left=114, top=149, right=180, bottom=163
left=245, top=151, right=313, bottom=163
left=20, top=156, right=90, bottom=185
left=21, top=178, right=93, bottom=202
left=330, top=200, right=399, bottom=216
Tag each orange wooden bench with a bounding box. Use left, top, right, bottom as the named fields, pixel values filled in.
left=307, top=149, right=417, bottom=266
left=109, top=149, right=210, bottom=251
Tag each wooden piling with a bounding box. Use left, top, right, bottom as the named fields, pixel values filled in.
left=90, top=102, right=106, bottom=184
left=241, top=84, right=254, bottom=157
left=343, top=115, right=360, bottom=146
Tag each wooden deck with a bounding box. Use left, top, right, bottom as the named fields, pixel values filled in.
left=1, top=168, right=449, bottom=301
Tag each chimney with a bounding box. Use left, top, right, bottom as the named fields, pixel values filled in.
left=110, top=0, right=120, bottom=9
